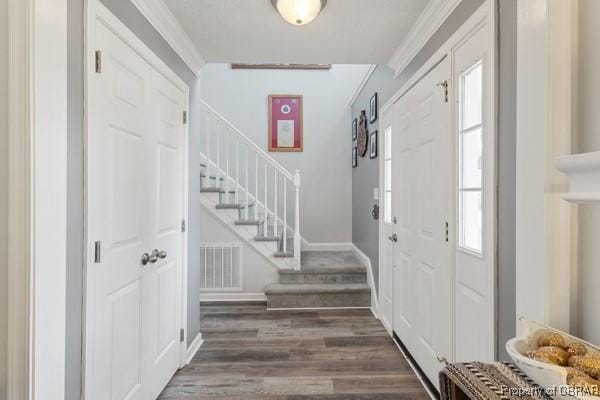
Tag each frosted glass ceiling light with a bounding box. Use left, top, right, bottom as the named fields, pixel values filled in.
left=271, top=0, right=327, bottom=26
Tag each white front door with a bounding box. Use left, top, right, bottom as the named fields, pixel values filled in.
left=379, top=108, right=394, bottom=332
left=87, top=13, right=186, bottom=400
left=392, top=57, right=452, bottom=387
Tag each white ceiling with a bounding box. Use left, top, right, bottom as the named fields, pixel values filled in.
left=162, top=0, right=430, bottom=64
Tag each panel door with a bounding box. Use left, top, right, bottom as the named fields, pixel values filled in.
left=379, top=107, right=394, bottom=331
left=453, top=22, right=495, bottom=364
left=392, top=57, right=452, bottom=388
left=88, top=18, right=185, bottom=400
left=142, top=68, right=185, bottom=399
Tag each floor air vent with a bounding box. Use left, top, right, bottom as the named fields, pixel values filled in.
left=200, top=243, right=243, bottom=291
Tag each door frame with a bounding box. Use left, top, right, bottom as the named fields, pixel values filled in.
left=7, top=0, right=68, bottom=398
left=83, top=2, right=190, bottom=398
left=378, top=0, right=497, bottom=362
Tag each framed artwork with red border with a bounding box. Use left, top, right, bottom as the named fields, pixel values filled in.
left=268, top=94, right=303, bottom=152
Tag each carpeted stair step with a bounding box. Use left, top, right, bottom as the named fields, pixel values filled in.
left=278, top=265, right=367, bottom=284
left=200, top=173, right=224, bottom=181
left=200, top=187, right=236, bottom=194
left=265, top=283, right=370, bottom=309
left=235, top=219, right=263, bottom=226
left=274, top=251, right=294, bottom=258
left=300, top=251, right=362, bottom=268
left=216, top=203, right=255, bottom=210
left=255, top=235, right=279, bottom=242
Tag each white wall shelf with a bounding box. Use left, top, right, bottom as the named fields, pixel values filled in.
left=555, top=151, right=600, bottom=203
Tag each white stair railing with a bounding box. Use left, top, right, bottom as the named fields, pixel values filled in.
left=199, top=99, right=302, bottom=270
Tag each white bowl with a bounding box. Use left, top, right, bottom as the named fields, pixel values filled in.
left=506, top=318, right=600, bottom=400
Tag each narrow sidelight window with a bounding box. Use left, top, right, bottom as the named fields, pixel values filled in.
left=458, top=61, right=483, bottom=254
left=383, top=126, right=393, bottom=225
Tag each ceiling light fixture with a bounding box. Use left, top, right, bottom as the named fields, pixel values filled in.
left=271, top=0, right=327, bottom=26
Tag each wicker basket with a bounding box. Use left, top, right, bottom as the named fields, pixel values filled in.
left=506, top=318, right=600, bottom=400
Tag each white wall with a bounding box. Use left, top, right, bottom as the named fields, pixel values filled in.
left=577, top=0, right=600, bottom=344
left=0, top=0, right=8, bottom=396
left=198, top=208, right=279, bottom=299
left=515, top=0, right=549, bottom=328
left=200, top=63, right=371, bottom=243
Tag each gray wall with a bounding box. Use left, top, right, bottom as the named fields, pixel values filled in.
left=350, top=65, right=400, bottom=289
left=66, top=0, right=84, bottom=398
left=497, top=0, right=517, bottom=362
left=350, top=0, right=486, bottom=291
left=66, top=1, right=202, bottom=398
left=200, top=63, right=370, bottom=243
left=577, top=0, right=600, bottom=345
left=0, top=0, right=8, bottom=397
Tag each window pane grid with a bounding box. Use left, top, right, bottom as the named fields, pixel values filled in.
left=383, top=127, right=393, bottom=225
left=457, top=60, right=483, bottom=255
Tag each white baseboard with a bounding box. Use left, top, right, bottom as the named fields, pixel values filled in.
left=199, top=292, right=266, bottom=302
left=351, top=244, right=379, bottom=315
left=185, top=332, right=204, bottom=365
left=380, top=314, right=393, bottom=336
left=301, top=241, right=353, bottom=252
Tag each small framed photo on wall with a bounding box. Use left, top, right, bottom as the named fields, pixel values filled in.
left=352, top=118, right=358, bottom=141
left=352, top=146, right=358, bottom=168
left=369, top=130, right=378, bottom=159
left=369, top=93, right=378, bottom=123
left=268, top=94, right=303, bottom=152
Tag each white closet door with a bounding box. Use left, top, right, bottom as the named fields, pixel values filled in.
left=87, top=17, right=185, bottom=400
left=392, top=57, right=452, bottom=388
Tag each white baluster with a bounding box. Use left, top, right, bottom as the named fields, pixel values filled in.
left=230, top=248, right=233, bottom=288
left=254, top=154, right=258, bottom=222
left=273, top=170, right=278, bottom=238
left=225, top=128, right=229, bottom=198
left=203, top=247, right=207, bottom=288
left=235, top=140, right=239, bottom=204
left=216, top=120, right=220, bottom=189
left=245, top=148, right=249, bottom=220
left=283, top=180, right=287, bottom=253
left=206, top=112, right=210, bottom=184
left=212, top=248, right=216, bottom=289
left=221, top=247, right=225, bottom=288
left=294, top=170, right=301, bottom=270
left=264, top=162, right=268, bottom=231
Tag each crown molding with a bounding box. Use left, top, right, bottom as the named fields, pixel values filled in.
left=348, top=64, right=377, bottom=106
left=387, top=0, right=462, bottom=77
left=131, top=0, right=205, bottom=75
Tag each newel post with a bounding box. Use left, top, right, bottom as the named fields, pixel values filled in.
left=293, top=170, right=301, bottom=270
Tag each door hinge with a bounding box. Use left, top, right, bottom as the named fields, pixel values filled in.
left=437, top=80, right=448, bottom=103
left=95, top=50, right=102, bottom=73
left=94, top=241, right=102, bottom=263
left=183, top=110, right=187, bottom=124
left=445, top=222, right=449, bottom=242
left=180, top=328, right=185, bottom=342
left=181, top=219, right=186, bottom=233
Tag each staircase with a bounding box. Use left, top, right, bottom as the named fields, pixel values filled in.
left=199, top=99, right=301, bottom=270
left=266, top=251, right=371, bottom=309
left=198, top=99, right=371, bottom=308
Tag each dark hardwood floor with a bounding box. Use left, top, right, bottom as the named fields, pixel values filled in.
left=160, top=302, right=430, bottom=400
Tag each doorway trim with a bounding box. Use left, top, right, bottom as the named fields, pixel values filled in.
left=83, top=2, right=190, bottom=397
left=378, top=0, right=497, bottom=363
left=7, top=0, right=68, bottom=398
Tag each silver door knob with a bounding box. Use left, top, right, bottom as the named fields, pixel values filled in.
left=153, top=249, right=167, bottom=259
left=388, top=233, right=398, bottom=242
left=141, top=252, right=152, bottom=266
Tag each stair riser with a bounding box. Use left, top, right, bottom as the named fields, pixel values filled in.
left=279, top=273, right=366, bottom=285
left=267, top=291, right=370, bottom=309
